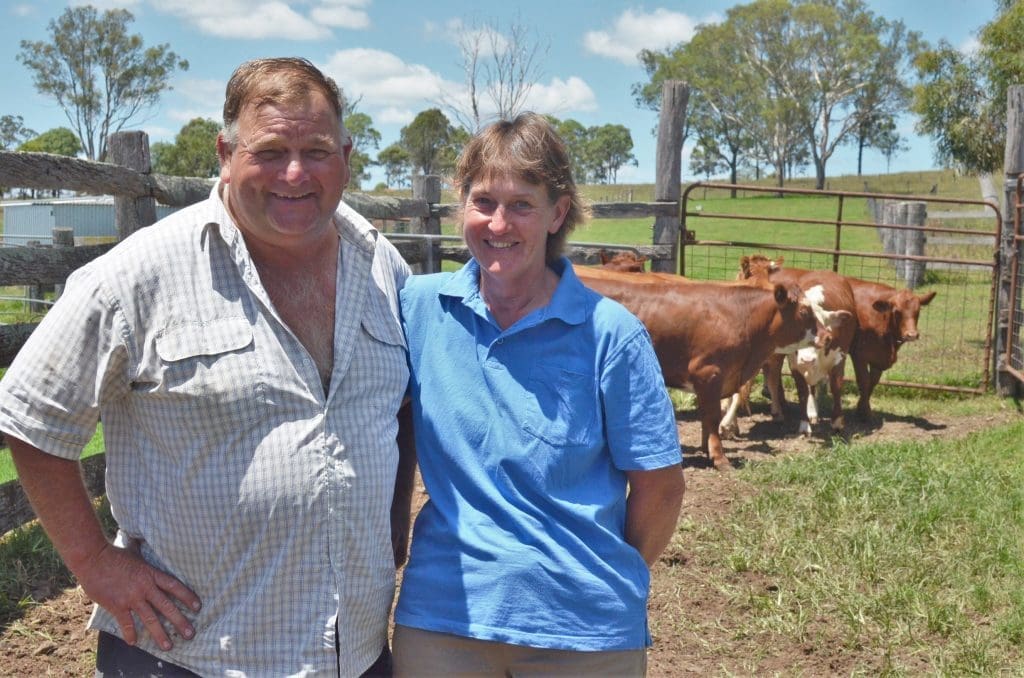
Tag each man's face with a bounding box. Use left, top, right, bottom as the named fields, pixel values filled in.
left=217, top=90, right=351, bottom=252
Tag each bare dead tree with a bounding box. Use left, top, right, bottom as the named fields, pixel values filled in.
left=439, top=16, right=548, bottom=133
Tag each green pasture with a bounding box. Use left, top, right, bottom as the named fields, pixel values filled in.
left=656, top=414, right=1024, bottom=674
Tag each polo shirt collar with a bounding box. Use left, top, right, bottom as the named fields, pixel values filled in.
left=440, top=256, right=590, bottom=327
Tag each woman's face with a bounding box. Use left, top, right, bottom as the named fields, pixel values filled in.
left=462, top=174, right=569, bottom=285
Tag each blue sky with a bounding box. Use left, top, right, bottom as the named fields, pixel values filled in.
left=0, top=0, right=996, bottom=187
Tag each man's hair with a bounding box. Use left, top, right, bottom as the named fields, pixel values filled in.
left=453, top=112, right=589, bottom=264
left=221, top=57, right=351, bottom=147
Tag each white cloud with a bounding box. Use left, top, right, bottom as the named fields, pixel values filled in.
left=310, top=0, right=371, bottom=29
left=152, top=0, right=372, bottom=40
left=322, top=48, right=456, bottom=113
left=72, top=0, right=142, bottom=10
left=10, top=3, right=36, bottom=16
left=434, top=18, right=508, bottom=58
left=960, top=35, right=980, bottom=56
left=525, top=76, right=598, bottom=116
left=584, top=8, right=719, bottom=65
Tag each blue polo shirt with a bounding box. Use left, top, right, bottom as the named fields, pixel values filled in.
left=395, top=257, right=681, bottom=651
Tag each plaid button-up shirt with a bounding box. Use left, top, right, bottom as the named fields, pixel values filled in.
left=0, top=184, right=410, bottom=676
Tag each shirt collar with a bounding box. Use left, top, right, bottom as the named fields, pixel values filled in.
left=440, top=256, right=590, bottom=327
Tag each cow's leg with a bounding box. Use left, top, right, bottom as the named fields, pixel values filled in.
left=852, top=353, right=873, bottom=419
left=719, top=393, right=741, bottom=439
left=792, top=370, right=812, bottom=437
left=806, top=380, right=820, bottom=424
left=765, top=354, right=787, bottom=422
left=829, top=359, right=846, bottom=431
left=697, top=386, right=731, bottom=470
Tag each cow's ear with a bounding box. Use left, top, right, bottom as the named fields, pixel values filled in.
left=872, top=299, right=892, bottom=314
left=740, top=255, right=750, bottom=275
left=773, top=283, right=788, bottom=306
left=773, top=255, right=784, bottom=269
left=919, top=290, right=937, bottom=306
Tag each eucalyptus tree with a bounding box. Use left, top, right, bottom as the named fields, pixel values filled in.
left=0, top=115, right=36, bottom=150
left=400, top=108, right=459, bottom=176
left=546, top=116, right=592, bottom=183
left=377, top=143, right=411, bottom=188
left=730, top=0, right=919, bottom=189
left=586, top=124, right=637, bottom=184
left=151, top=118, right=220, bottom=178
left=911, top=0, right=1021, bottom=174
left=636, top=19, right=761, bottom=194
left=18, top=127, right=81, bottom=157
left=344, top=112, right=382, bottom=190
left=18, top=5, right=188, bottom=161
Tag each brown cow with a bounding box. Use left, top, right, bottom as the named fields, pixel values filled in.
left=740, top=254, right=937, bottom=421
left=598, top=249, right=648, bottom=272
left=738, top=255, right=857, bottom=434
left=574, top=265, right=821, bottom=470
left=846, top=278, right=936, bottom=419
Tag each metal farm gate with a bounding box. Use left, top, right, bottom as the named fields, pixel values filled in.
left=678, top=182, right=1002, bottom=395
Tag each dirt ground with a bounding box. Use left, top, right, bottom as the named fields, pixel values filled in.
left=2, top=401, right=1020, bottom=677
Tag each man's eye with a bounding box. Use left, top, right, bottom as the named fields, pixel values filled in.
left=306, top=149, right=332, bottom=161
left=253, top=149, right=283, bottom=162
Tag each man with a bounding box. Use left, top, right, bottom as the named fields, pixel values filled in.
left=0, top=57, right=415, bottom=676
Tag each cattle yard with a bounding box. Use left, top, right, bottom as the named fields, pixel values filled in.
left=676, top=182, right=1000, bottom=397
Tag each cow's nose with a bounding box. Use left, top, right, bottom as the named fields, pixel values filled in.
left=903, top=330, right=919, bottom=342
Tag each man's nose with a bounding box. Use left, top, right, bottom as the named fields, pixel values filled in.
left=283, top=154, right=308, bottom=183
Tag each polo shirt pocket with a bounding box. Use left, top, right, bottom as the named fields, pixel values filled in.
left=151, top=317, right=269, bottom=434
left=523, top=364, right=598, bottom=448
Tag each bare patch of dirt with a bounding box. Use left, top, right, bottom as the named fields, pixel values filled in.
left=3, top=402, right=1020, bottom=677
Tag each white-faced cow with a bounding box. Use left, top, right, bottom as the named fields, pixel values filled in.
left=737, top=255, right=857, bottom=435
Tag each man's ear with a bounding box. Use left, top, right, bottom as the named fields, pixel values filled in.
left=216, top=133, right=233, bottom=184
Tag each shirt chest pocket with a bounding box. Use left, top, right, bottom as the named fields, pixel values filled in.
left=149, top=318, right=270, bottom=434
left=523, top=364, right=599, bottom=448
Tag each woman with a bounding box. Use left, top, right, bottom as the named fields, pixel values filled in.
left=393, top=112, right=685, bottom=676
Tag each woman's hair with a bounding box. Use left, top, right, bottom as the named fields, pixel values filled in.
left=453, top=112, right=589, bottom=264
left=221, top=57, right=350, bottom=148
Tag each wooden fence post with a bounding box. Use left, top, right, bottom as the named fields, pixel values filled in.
left=904, top=202, right=927, bottom=289
left=108, top=131, right=157, bottom=241
left=894, top=202, right=909, bottom=280
left=651, top=80, right=689, bottom=274
left=411, top=175, right=442, bottom=274
left=52, top=227, right=74, bottom=299
left=996, top=85, right=1024, bottom=395
left=25, top=240, right=43, bottom=313
left=880, top=201, right=897, bottom=256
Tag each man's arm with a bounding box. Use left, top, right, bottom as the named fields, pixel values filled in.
left=390, top=399, right=417, bottom=568
left=10, top=436, right=201, bottom=650
left=624, top=465, right=686, bottom=567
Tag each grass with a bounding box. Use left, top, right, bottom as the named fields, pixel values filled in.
left=0, top=497, right=115, bottom=628
left=0, top=425, right=104, bottom=485
left=668, top=416, right=1024, bottom=673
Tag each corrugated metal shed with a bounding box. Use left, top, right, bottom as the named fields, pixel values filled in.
left=0, top=197, right=179, bottom=245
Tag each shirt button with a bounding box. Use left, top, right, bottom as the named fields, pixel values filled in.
left=497, top=338, right=504, bottom=345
